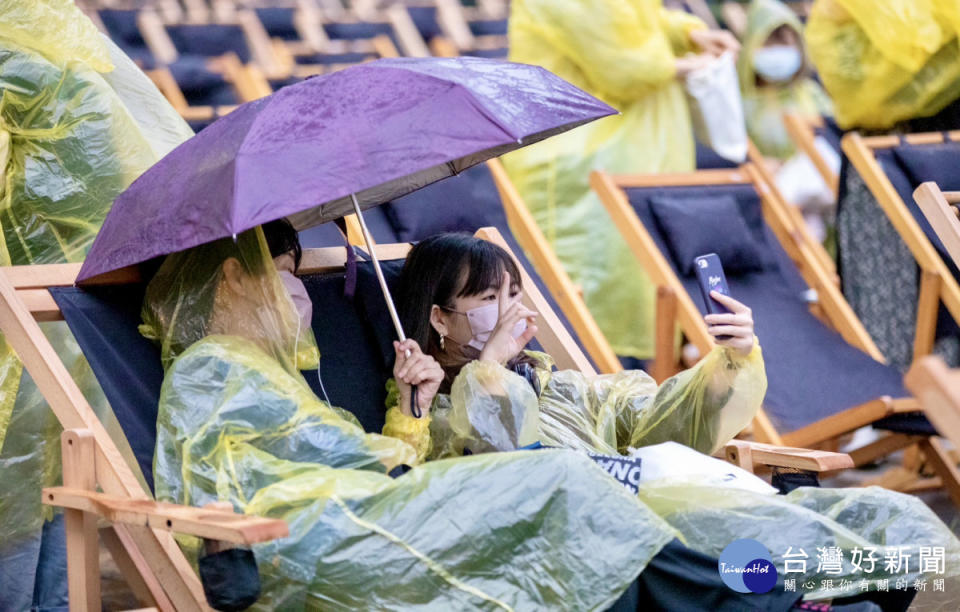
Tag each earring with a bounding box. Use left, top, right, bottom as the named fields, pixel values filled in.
left=439, top=334, right=445, bottom=350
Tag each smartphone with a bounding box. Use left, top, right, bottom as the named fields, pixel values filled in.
left=694, top=253, right=732, bottom=340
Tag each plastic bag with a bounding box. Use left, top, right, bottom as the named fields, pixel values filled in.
left=539, top=345, right=766, bottom=456
left=503, top=0, right=706, bottom=359
left=629, top=441, right=777, bottom=495
left=806, top=0, right=960, bottom=129
left=684, top=52, right=748, bottom=163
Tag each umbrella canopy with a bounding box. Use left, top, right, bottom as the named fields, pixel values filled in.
left=77, top=56, right=616, bottom=283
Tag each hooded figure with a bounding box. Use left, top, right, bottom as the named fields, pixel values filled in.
left=0, top=2, right=192, bottom=608
left=806, top=0, right=960, bottom=130
left=738, top=0, right=833, bottom=161
left=142, top=227, right=680, bottom=610
left=501, top=0, right=726, bottom=360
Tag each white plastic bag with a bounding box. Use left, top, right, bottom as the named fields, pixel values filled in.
left=629, top=441, right=777, bottom=495
left=684, top=52, right=748, bottom=163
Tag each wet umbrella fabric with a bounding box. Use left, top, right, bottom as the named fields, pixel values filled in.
left=77, top=57, right=616, bottom=283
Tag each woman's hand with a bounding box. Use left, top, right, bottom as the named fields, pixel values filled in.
left=703, top=292, right=755, bottom=357
left=479, top=272, right=538, bottom=365
left=689, top=28, right=740, bottom=57
left=394, top=339, right=444, bottom=417
left=675, top=53, right=715, bottom=78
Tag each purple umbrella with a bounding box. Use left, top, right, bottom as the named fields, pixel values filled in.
left=77, top=57, right=615, bottom=412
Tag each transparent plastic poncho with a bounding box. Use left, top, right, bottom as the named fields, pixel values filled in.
left=502, top=0, right=706, bottom=360
left=143, top=228, right=678, bottom=609
left=806, top=0, right=960, bottom=129
left=738, top=0, right=833, bottom=160
left=0, top=0, right=192, bottom=570
left=385, top=343, right=960, bottom=604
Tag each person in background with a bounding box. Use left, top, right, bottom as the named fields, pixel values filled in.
left=737, top=0, right=836, bottom=243
left=502, top=0, right=740, bottom=368
left=806, top=0, right=960, bottom=370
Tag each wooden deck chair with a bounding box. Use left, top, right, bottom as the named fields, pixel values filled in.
left=587, top=167, right=960, bottom=491
left=842, top=130, right=960, bottom=363
left=0, top=228, right=851, bottom=607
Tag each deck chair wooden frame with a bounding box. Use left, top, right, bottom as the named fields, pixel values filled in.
left=904, top=355, right=960, bottom=506
left=843, top=130, right=960, bottom=362
left=589, top=165, right=927, bottom=459
left=782, top=112, right=840, bottom=195
left=432, top=0, right=507, bottom=57
left=0, top=226, right=852, bottom=607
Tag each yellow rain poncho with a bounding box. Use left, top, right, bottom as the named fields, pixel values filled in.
left=738, top=0, right=833, bottom=160
left=806, top=0, right=960, bottom=129
left=502, top=0, right=706, bottom=359
left=384, top=347, right=960, bottom=601
left=384, top=346, right=767, bottom=462
left=143, top=228, right=677, bottom=609
left=0, top=0, right=192, bottom=604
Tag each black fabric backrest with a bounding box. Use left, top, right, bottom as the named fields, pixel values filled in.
left=254, top=7, right=299, bottom=41
left=694, top=142, right=738, bottom=169
left=51, top=257, right=410, bottom=491
left=468, top=19, right=508, bottom=36
left=51, top=285, right=163, bottom=492
left=165, top=24, right=252, bottom=63
left=406, top=6, right=442, bottom=40
left=295, top=51, right=378, bottom=65
left=99, top=9, right=153, bottom=66
left=169, top=57, right=239, bottom=106
left=322, top=21, right=400, bottom=50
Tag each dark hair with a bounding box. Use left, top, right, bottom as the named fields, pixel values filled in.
left=262, top=218, right=302, bottom=271
left=398, top=233, right=522, bottom=355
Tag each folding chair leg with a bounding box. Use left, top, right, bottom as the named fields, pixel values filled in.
left=651, top=286, right=678, bottom=383
left=101, top=525, right=170, bottom=611
left=919, top=438, right=960, bottom=507
left=62, top=429, right=101, bottom=611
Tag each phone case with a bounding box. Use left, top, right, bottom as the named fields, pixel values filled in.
left=693, top=253, right=732, bottom=319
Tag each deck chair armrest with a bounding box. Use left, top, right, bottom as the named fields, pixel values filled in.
left=723, top=440, right=854, bottom=473
left=43, top=487, right=288, bottom=545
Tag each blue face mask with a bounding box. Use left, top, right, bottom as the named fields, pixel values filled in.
left=753, top=46, right=803, bottom=83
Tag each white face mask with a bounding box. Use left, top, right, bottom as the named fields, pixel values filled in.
left=753, top=45, right=802, bottom=83
left=462, top=301, right=527, bottom=351
left=278, top=270, right=313, bottom=333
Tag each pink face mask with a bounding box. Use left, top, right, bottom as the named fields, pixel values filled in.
left=278, top=270, right=313, bottom=332
left=463, top=302, right=527, bottom=351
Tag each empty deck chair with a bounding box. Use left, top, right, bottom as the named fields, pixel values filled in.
left=842, top=131, right=960, bottom=370
left=1, top=230, right=856, bottom=607
left=588, top=167, right=960, bottom=494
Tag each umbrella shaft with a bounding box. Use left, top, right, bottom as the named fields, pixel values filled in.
left=350, top=195, right=407, bottom=343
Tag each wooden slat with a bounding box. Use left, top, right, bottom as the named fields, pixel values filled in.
left=20, top=289, right=63, bottom=321
left=488, top=159, right=622, bottom=373
left=298, top=243, right=412, bottom=275
left=61, top=430, right=101, bottom=611
left=385, top=3, right=430, bottom=57
left=0, top=269, right=208, bottom=609
left=914, top=182, right=960, bottom=274
left=4, top=263, right=81, bottom=288
left=138, top=9, right=178, bottom=64
left=782, top=112, right=839, bottom=194
left=858, top=130, right=960, bottom=150
left=45, top=487, right=288, bottom=544
left=845, top=134, right=960, bottom=327
left=100, top=526, right=171, bottom=611
left=747, top=140, right=837, bottom=275
left=650, top=286, right=677, bottom=383
left=725, top=440, right=854, bottom=472
left=913, top=269, right=941, bottom=360
left=781, top=397, right=895, bottom=448
left=475, top=227, right=596, bottom=375
left=919, top=438, right=960, bottom=507
left=848, top=434, right=920, bottom=468
left=610, top=168, right=750, bottom=188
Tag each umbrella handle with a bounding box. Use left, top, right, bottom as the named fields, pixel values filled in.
left=411, top=386, right=421, bottom=419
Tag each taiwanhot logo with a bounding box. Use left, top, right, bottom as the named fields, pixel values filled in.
left=718, top=539, right=778, bottom=594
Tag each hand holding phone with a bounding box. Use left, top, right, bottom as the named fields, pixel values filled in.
left=694, top=253, right=732, bottom=316
left=694, top=253, right=756, bottom=355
